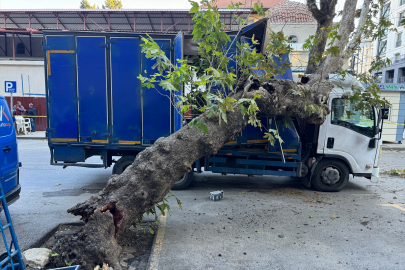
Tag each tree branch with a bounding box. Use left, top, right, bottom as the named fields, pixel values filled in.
left=306, top=0, right=324, bottom=21
left=305, top=0, right=338, bottom=74
left=341, top=0, right=372, bottom=64
left=309, top=0, right=358, bottom=82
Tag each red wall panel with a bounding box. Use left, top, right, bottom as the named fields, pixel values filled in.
left=4, top=97, right=47, bottom=131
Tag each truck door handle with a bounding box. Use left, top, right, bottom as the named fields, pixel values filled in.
left=3, top=147, right=11, bottom=152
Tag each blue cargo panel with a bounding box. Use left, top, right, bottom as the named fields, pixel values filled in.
left=77, top=37, right=108, bottom=143
left=110, top=38, right=142, bottom=145
left=173, top=32, right=183, bottom=132
left=241, top=117, right=268, bottom=144
left=268, top=116, right=300, bottom=153
left=46, top=36, right=78, bottom=141
left=142, top=39, right=171, bottom=144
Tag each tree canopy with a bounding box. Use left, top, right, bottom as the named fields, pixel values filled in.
left=79, top=0, right=98, bottom=9
left=102, top=0, right=123, bottom=9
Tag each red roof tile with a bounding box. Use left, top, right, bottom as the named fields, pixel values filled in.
left=269, top=1, right=316, bottom=24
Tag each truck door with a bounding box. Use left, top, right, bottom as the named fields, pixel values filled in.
left=173, top=32, right=184, bottom=132
left=76, top=36, right=108, bottom=143
left=141, top=39, right=172, bottom=145
left=319, top=95, right=380, bottom=174
left=110, top=38, right=142, bottom=145
left=46, top=35, right=78, bottom=142
left=0, top=98, right=19, bottom=195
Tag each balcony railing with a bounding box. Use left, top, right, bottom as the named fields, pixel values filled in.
left=386, top=78, right=394, bottom=83
left=396, top=40, right=402, bottom=47
left=390, top=54, right=405, bottom=64
left=398, top=76, right=405, bottom=83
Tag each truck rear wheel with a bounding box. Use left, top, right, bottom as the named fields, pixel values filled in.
left=171, top=171, right=194, bottom=190
left=112, top=155, right=137, bottom=175
left=311, top=159, right=349, bottom=192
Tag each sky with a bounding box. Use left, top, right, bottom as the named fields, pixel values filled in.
left=0, top=0, right=347, bottom=10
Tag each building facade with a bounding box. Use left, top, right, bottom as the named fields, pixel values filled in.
left=352, top=40, right=374, bottom=75
left=266, top=1, right=317, bottom=81
left=373, top=0, right=405, bottom=142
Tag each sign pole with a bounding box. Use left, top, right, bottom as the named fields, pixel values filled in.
left=11, top=92, right=13, bottom=112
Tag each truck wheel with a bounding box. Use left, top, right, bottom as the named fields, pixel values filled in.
left=311, top=159, right=349, bottom=192
left=112, top=155, right=137, bottom=175
left=171, top=171, right=194, bottom=190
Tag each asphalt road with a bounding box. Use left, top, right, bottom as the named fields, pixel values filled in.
left=1, top=139, right=112, bottom=252
left=1, top=140, right=405, bottom=270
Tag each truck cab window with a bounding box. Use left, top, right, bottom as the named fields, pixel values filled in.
left=331, top=98, right=375, bottom=137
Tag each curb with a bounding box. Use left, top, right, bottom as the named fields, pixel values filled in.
left=17, top=137, right=46, bottom=140
left=382, top=145, right=405, bottom=151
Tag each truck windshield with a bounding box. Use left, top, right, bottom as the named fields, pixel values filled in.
left=331, top=98, right=375, bottom=137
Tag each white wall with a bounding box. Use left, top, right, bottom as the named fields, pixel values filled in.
left=266, top=23, right=317, bottom=74
left=0, top=60, right=45, bottom=98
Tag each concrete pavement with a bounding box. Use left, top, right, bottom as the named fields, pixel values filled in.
left=149, top=172, right=405, bottom=270
left=1, top=140, right=111, bottom=251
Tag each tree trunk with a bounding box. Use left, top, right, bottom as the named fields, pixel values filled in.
left=49, top=76, right=333, bottom=269
left=309, top=0, right=358, bottom=83
left=340, top=0, right=372, bottom=65
left=305, top=0, right=338, bottom=75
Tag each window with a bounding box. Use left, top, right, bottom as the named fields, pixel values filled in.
left=395, top=53, right=401, bottom=62
left=401, top=0, right=405, bottom=6
left=386, top=70, right=395, bottom=83
left=398, top=67, right=405, bottom=83
left=375, top=72, right=382, bottom=83
left=288, top=35, right=298, bottom=43
left=16, top=43, right=25, bottom=54
left=331, top=98, right=375, bottom=137
left=399, top=11, right=405, bottom=26
left=378, top=40, right=387, bottom=55
left=382, top=3, right=390, bottom=18
left=396, top=33, right=402, bottom=47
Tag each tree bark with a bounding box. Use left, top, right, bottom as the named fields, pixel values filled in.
left=49, top=76, right=333, bottom=270
left=309, top=0, right=358, bottom=84
left=340, top=0, right=372, bottom=65
left=305, top=0, right=338, bottom=75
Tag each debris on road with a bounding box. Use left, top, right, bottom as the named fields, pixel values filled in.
left=210, top=191, right=224, bottom=201
left=23, top=248, right=51, bottom=268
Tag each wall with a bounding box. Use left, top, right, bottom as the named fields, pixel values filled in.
left=266, top=23, right=317, bottom=80
left=0, top=60, right=46, bottom=131
left=373, top=0, right=405, bottom=82
left=380, top=90, right=405, bottom=142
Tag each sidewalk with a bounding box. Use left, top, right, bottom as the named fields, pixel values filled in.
left=16, top=131, right=46, bottom=140
left=382, top=141, right=405, bottom=151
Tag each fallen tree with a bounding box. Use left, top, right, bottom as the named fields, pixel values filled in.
left=49, top=0, right=390, bottom=268
left=50, top=76, right=332, bottom=269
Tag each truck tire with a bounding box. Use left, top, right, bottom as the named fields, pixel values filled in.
left=112, top=155, right=137, bottom=175
left=171, top=171, right=194, bottom=190
left=311, top=159, right=349, bottom=192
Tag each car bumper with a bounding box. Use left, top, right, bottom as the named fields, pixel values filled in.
left=4, top=184, right=21, bottom=206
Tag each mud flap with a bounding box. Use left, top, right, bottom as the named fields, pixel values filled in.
left=301, top=176, right=311, bottom=187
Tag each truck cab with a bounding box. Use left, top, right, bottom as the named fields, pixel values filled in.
left=193, top=74, right=382, bottom=192
left=0, top=96, right=21, bottom=205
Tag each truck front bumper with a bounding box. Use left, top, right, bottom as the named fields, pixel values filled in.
left=371, top=167, right=380, bottom=183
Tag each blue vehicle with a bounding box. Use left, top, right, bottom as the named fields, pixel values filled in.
left=43, top=20, right=382, bottom=192
left=0, top=96, right=21, bottom=205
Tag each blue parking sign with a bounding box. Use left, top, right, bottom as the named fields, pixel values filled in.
left=5, top=81, right=17, bottom=93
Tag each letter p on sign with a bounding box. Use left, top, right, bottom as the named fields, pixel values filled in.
left=4, top=81, right=16, bottom=93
